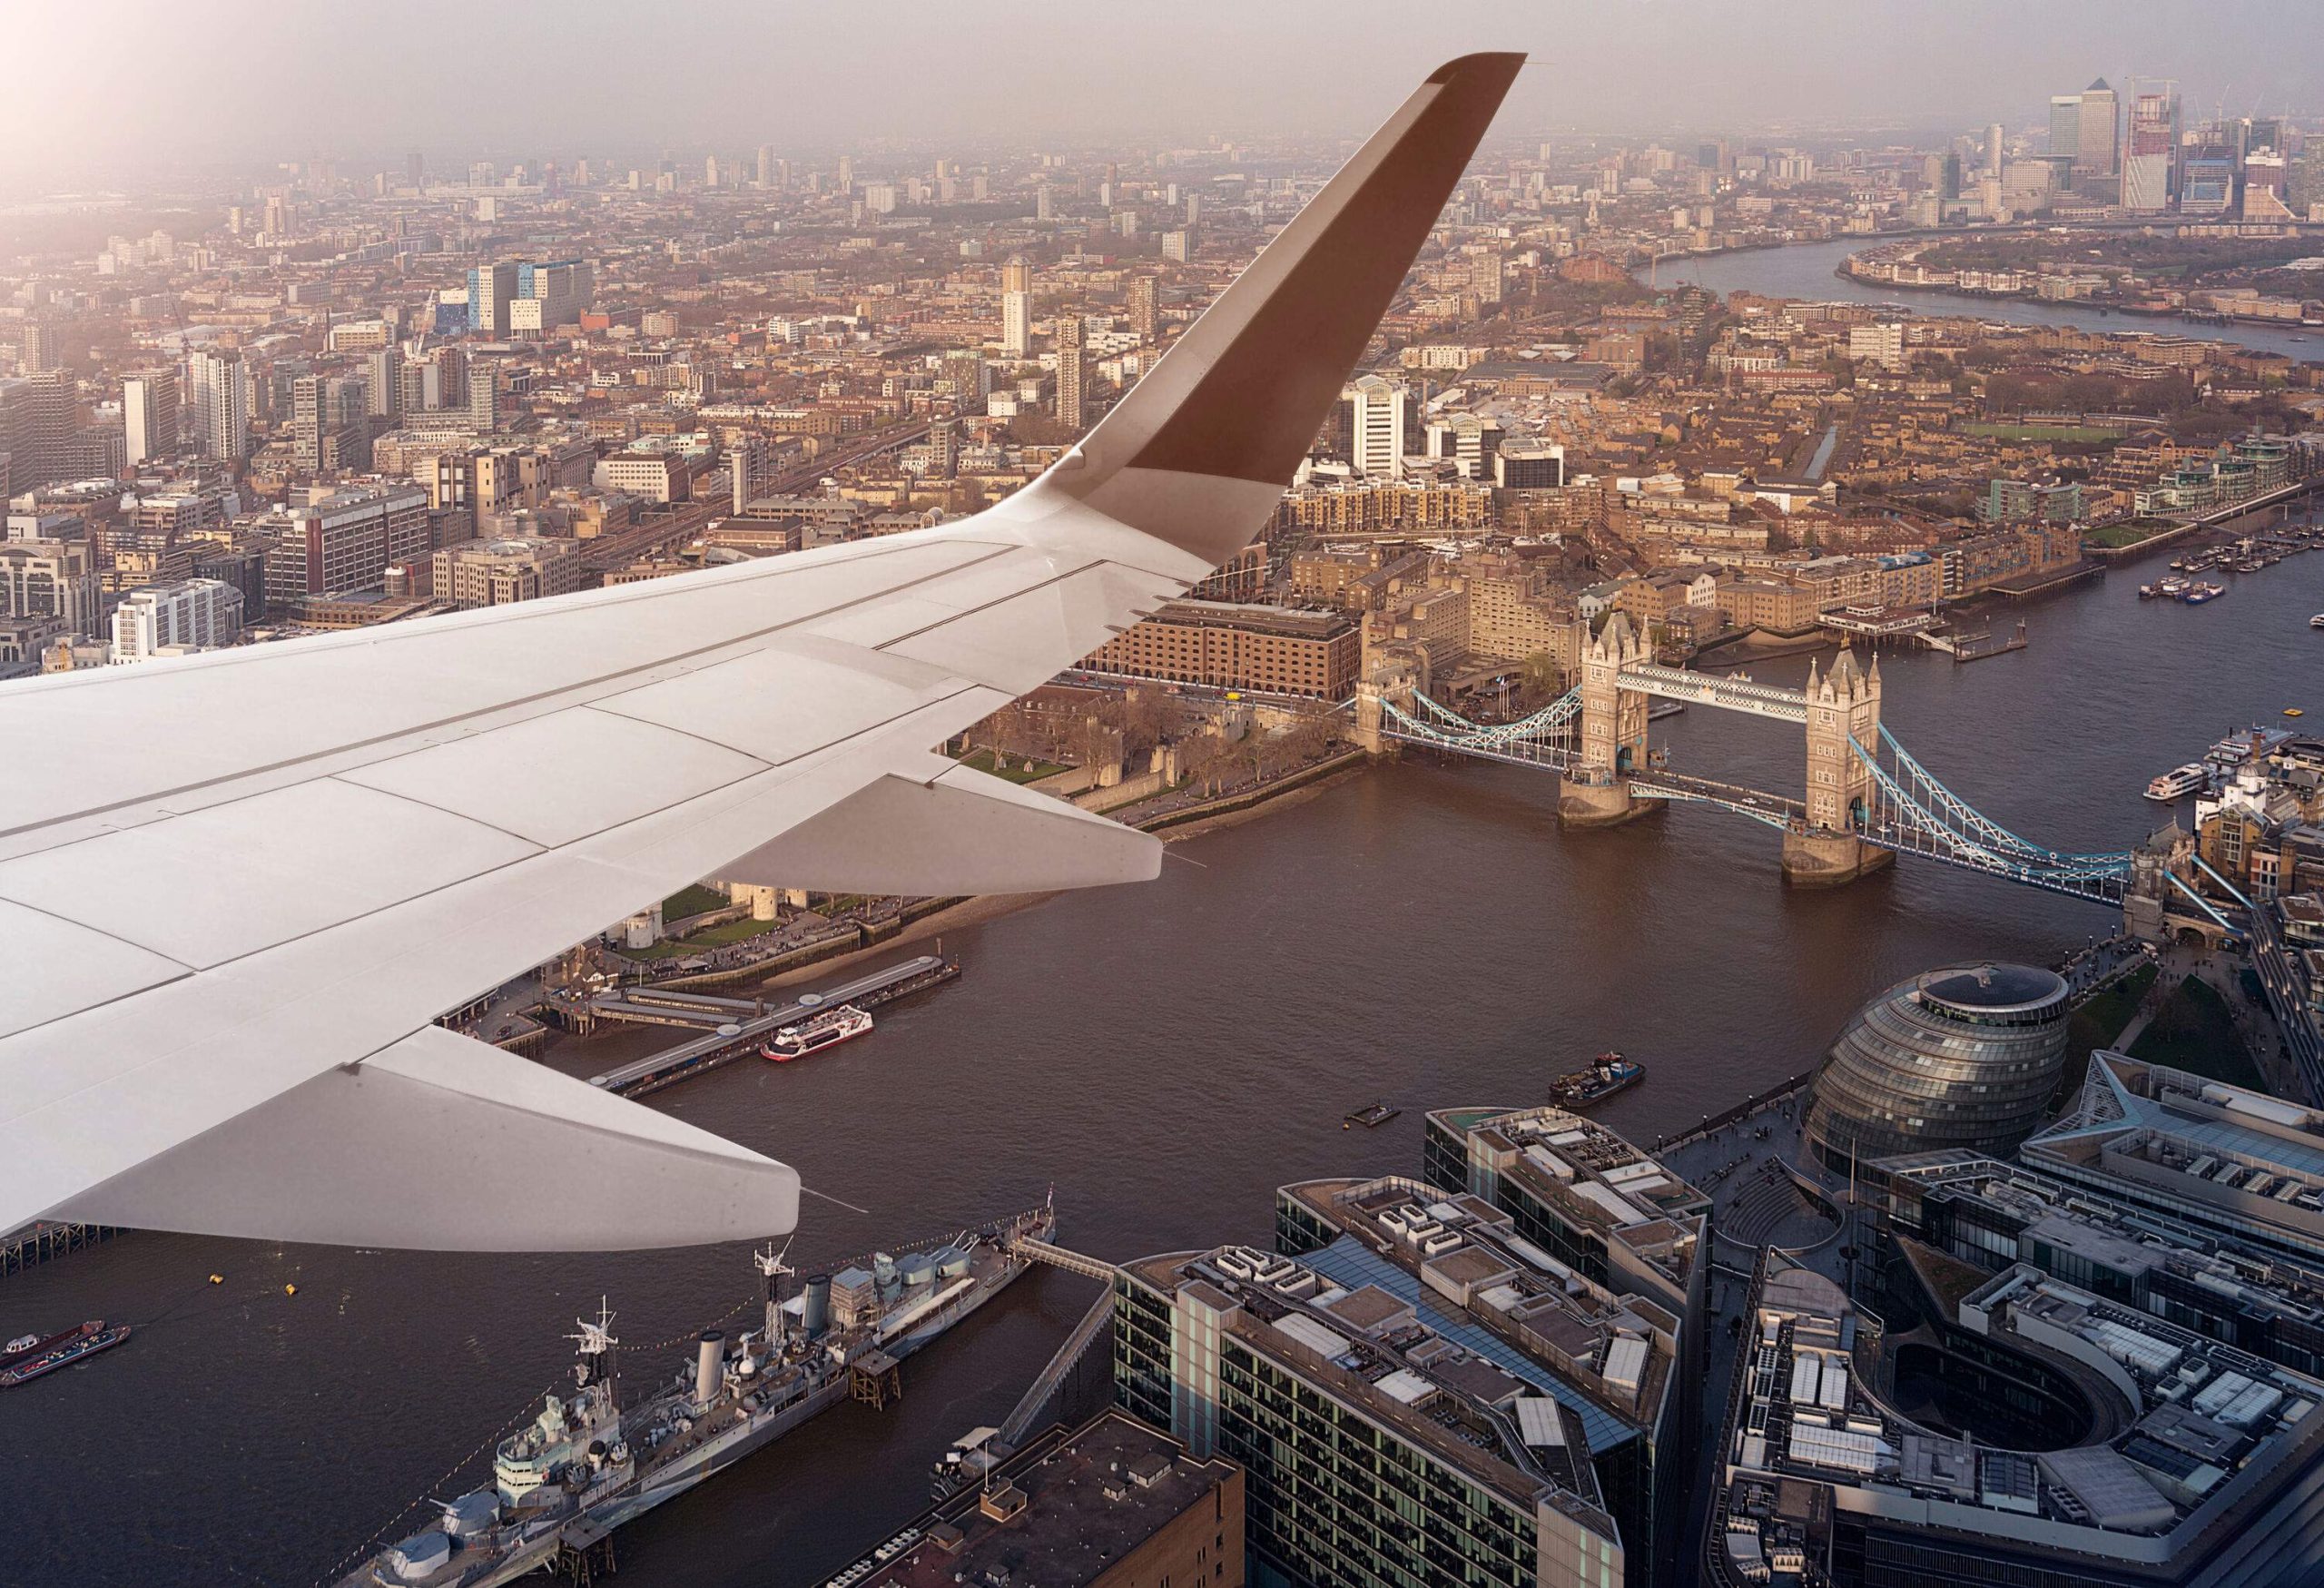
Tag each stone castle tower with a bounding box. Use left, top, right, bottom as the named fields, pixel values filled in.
left=1578, top=613, right=1649, bottom=779
left=1802, top=647, right=1882, bottom=834
left=1785, top=646, right=1891, bottom=885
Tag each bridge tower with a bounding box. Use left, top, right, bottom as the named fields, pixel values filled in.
left=1784, top=647, right=1894, bottom=885
left=1561, top=614, right=1658, bottom=827
left=1354, top=660, right=1419, bottom=755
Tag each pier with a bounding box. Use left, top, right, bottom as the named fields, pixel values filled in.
left=586, top=954, right=959, bottom=1097
left=1, top=1221, right=116, bottom=1280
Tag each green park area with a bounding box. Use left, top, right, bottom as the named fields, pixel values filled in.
left=955, top=747, right=1068, bottom=784
left=625, top=914, right=788, bottom=961
left=2128, top=974, right=2264, bottom=1090
left=662, top=884, right=731, bottom=921
left=2083, top=519, right=2182, bottom=549
left=2059, top=962, right=2154, bottom=1097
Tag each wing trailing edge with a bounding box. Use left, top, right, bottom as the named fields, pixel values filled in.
left=720, top=755, right=1162, bottom=896
left=49, top=1027, right=800, bottom=1250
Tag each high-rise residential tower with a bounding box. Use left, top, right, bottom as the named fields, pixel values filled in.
left=186, top=349, right=250, bottom=463
left=1052, top=311, right=1085, bottom=431
left=122, top=372, right=179, bottom=468
left=1125, top=274, right=1157, bottom=343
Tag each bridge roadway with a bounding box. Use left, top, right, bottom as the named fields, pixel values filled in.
left=1630, top=770, right=1807, bottom=829
left=586, top=953, right=955, bottom=1095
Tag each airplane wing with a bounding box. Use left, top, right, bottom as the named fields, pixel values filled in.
left=0, top=53, right=1523, bottom=1249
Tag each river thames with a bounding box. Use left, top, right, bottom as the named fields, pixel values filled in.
left=1654, top=235, right=2324, bottom=361
left=4, top=280, right=2321, bottom=1588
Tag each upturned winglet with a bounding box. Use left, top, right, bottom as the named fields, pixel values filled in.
left=1029, top=53, right=1526, bottom=564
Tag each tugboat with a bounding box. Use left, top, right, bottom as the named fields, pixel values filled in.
left=0, top=1320, right=132, bottom=1387
left=1548, top=1052, right=1644, bottom=1109
left=762, top=1004, right=872, bottom=1061
left=2181, top=581, right=2226, bottom=605
left=1344, top=1101, right=1402, bottom=1129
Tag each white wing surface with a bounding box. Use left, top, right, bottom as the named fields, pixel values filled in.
left=0, top=54, right=1523, bottom=1248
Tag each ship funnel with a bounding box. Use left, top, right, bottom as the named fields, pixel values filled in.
left=694, top=1330, right=724, bottom=1406
left=803, top=1274, right=832, bottom=1336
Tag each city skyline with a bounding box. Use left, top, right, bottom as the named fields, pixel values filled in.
left=8, top=10, right=2324, bottom=1586
left=8, top=1, right=2324, bottom=190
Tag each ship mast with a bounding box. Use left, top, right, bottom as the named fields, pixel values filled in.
left=568, top=1298, right=619, bottom=1406
left=753, top=1240, right=795, bottom=1354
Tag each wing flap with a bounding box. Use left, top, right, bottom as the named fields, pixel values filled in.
left=49, top=1026, right=800, bottom=1250
left=720, top=754, right=1161, bottom=896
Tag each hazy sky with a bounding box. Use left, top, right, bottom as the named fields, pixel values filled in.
left=6, top=1, right=2319, bottom=185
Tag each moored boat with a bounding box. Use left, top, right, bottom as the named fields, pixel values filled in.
left=2145, top=764, right=2209, bottom=801
left=1548, top=1052, right=1643, bottom=1109
left=338, top=1204, right=1055, bottom=1588
left=762, top=1004, right=872, bottom=1062
left=0, top=1320, right=132, bottom=1387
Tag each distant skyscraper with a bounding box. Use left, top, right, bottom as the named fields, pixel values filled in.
left=2047, top=94, right=2082, bottom=165
left=292, top=374, right=369, bottom=476
left=2075, top=79, right=2119, bottom=180
left=1125, top=274, right=1157, bottom=343
left=2124, top=88, right=2179, bottom=212
left=186, top=349, right=250, bottom=463
left=468, top=361, right=499, bottom=431
left=1052, top=312, right=1085, bottom=431
left=20, top=321, right=60, bottom=374
left=1348, top=374, right=1406, bottom=479
left=1003, top=288, right=1031, bottom=360
left=1033, top=183, right=1052, bottom=221
left=1470, top=251, right=1505, bottom=303
left=755, top=145, right=775, bottom=187
left=366, top=345, right=402, bottom=419
left=730, top=434, right=768, bottom=513
left=407, top=151, right=424, bottom=187
left=1984, top=122, right=2004, bottom=175
left=122, top=372, right=178, bottom=467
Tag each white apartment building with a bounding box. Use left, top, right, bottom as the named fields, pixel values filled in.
left=112, top=577, right=243, bottom=662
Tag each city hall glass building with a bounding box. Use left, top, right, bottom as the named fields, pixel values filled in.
left=1803, top=962, right=2070, bottom=1174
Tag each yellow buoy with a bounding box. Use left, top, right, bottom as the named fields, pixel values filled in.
left=284, top=1283, right=298, bottom=1297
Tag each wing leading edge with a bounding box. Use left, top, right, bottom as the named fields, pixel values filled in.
left=0, top=53, right=1523, bottom=1249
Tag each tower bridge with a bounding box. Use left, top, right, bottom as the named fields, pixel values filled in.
left=1356, top=613, right=2157, bottom=912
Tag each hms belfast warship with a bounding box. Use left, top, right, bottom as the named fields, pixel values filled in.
left=340, top=1201, right=1056, bottom=1587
